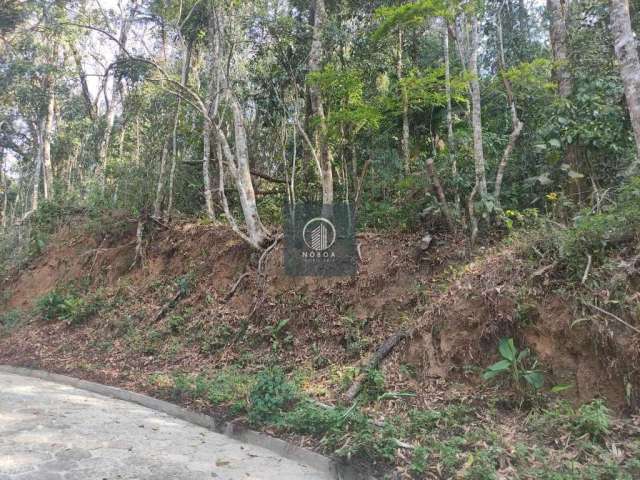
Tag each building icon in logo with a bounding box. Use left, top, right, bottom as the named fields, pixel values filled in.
left=303, top=217, right=336, bottom=252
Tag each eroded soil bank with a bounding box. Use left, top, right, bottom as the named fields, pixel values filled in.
left=1, top=217, right=639, bottom=478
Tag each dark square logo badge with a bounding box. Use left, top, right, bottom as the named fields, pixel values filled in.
left=284, top=203, right=356, bottom=276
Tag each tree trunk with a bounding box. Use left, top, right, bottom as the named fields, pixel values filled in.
left=0, top=148, right=7, bottom=230
left=41, top=83, right=55, bottom=200
left=69, top=43, right=96, bottom=120
left=443, top=22, right=459, bottom=209
left=494, top=9, right=524, bottom=206
left=548, top=0, right=572, bottom=97
left=610, top=0, right=640, bottom=173
left=308, top=0, right=333, bottom=205
left=547, top=0, right=581, bottom=199
left=32, top=131, right=43, bottom=212
left=397, top=29, right=410, bottom=174
left=468, top=15, right=487, bottom=198
left=205, top=6, right=270, bottom=248
left=167, top=39, right=193, bottom=219
left=153, top=141, right=168, bottom=219
left=426, top=157, right=454, bottom=230
left=230, top=98, right=270, bottom=247
left=202, top=122, right=216, bottom=221
left=96, top=3, right=137, bottom=185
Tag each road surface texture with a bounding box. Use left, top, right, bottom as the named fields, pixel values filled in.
left=0, top=372, right=331, bottom=480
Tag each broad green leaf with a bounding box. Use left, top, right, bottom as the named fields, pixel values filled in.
left=498, top=338, right=516, bottom=362
left=487, top=359, right=511, bottom=372
left=482, top=369, right=501, bottom=380
left=551, top=383, right=574, bottom=393
left=524, top=371, right=544, bottom=389
left=548, top=138, right=561, bottom=148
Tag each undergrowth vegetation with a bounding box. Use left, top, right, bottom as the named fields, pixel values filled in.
left=150, top=366, right=640, bottom=478
left=36, top=288, right=102, bottom=325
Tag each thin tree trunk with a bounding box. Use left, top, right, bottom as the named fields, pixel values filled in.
left=229, top=98, right=269, bottom=246
left=547, top=0, right=580, bottom=198
left=202, top=123, right=216, bottom=220
left=0, top=148, right=7, bottom=230
left=69, top=43, right=96, bottom=120
left=31, top=131, right=43, bottom=213
left=468, top=15, right=487, bottom=198
left=548, top=0, right=572, bottom=97
left=206, top=6, right=270, bottom=248
left=308, top=0, right=333, bottom=205
left=426, top=157, right=454, bottom=230
left=443, top=22, right=459, bottom=209
left=42, top=89, right=55, bottom=200
left=153, top=141, right=168, bottom=219
left=96, top=3, right=137, bottom=185
left=494, top=9, right=524, bottom=206
left=397, top=29, right=410, bottom=174
left=167, top=39, right=193, bottom=219
left=135, top=115, right=141, bottom=166
left=610, top=0, right=640, bottom=173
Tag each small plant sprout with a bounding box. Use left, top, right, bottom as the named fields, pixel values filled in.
left=482, top=338, right=544, bottom=392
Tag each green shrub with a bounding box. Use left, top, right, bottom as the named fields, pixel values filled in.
left=410, top=445, right=428, bottom=475
left=248, top=368, right=298, bottom=425
left=36, top=290, right=100, bottom=325
left=528, top=399, right=611, bottom=442
left=36, top=291, right=67, bottom=320
left=60, top=296, right=100, bottom=325
left=560, top=177, right=640, bottom=276
left=206, top=369, right=253, bottom=407
left=0, top=309, right=23, bottom=330
left=572, top=399, right=610, bottom=440
left=283, top=400, right=345, bottom=437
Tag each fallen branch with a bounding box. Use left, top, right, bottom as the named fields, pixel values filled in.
left=581, top=254, right=592, bottom=285
left=583, top=301, right=640, bottom=335
left=343, top=328, right=412, bottom=402
left=531, top=261, right=557, bottom=278
left=152, top=289, right=183, bottom=323
left=223, top=272, right=250, bottom=302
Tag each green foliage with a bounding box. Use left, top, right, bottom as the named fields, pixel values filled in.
left=410, top=445, right=428, bottom=475
left=36, top=290, right=67, bottom=321
left=167, top=315, right=185, bottom=334
left=267, top=318, right=292, bottom=352
left=373, top=0, right=452, bottom=40
left=36, top=289, right=100, bottom=325
left=248, top=367, right=298, bottom=425
left=560, top=177, right=640, bottom=274
left=0, top=309, right=23, bottom=331
left=573, top=400, right=610, bottom=440
left=361, top=368, right=386, bottom=401
left=529, top=399, right=611, bottom=442
left=483, top=338, right=544, bottom=392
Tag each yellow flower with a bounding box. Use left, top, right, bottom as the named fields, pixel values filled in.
left=546, top=192, right=558, bottom=202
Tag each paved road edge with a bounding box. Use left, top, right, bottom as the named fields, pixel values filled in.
left=0, top=364, right=371, bottom=480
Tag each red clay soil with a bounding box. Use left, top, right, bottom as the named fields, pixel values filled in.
left=0, top=217, right=637, bottom=414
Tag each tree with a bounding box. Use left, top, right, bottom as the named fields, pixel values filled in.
left=609, top=0, right=640, bottom=173
left=308, top=0, right=334, bottom=206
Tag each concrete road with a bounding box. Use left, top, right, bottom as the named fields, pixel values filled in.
left=0, top=372, right=331, bottom=480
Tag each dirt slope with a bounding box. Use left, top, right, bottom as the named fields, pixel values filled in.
left=0, top=217, right=637, bottom=412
